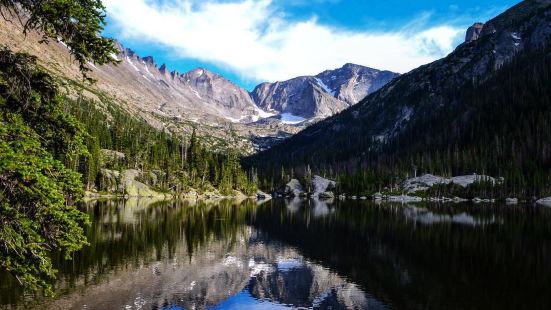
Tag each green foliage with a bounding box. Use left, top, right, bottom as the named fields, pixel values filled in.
left=66, top=96, right=257, bottom=195
left=0, top=48, right=89, bottom=293
left=0, top=0, right=119, bottom=78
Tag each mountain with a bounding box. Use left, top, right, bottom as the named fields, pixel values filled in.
left=251, top=64, right=398, bottom=119
left=0, top=17, right=397, bottom=153
left=91, top=44, right=263, bottom=123
left=250, top=0, right=551, bottom=197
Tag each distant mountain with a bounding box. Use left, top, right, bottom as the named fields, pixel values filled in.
left=251, top=64, right=398, bottom=119
left=99, top=45, right=262, bottom=123
left=0, top=17, right=397, bottom=153
left=250, top=0, right=551, bottom=196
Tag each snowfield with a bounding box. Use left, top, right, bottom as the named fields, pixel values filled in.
left=280, top=113, right=306, bottom=124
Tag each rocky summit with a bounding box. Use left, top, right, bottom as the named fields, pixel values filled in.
left=252, top=63, right=398, bottom=119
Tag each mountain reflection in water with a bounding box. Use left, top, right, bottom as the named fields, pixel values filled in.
left=1, top=198, right=551, bottom=309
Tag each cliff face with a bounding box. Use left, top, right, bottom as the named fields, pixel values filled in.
left=465, top=22, right=484, bottom=43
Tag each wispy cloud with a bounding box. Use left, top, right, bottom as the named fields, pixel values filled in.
left=103, top=0, right=464, bottom=82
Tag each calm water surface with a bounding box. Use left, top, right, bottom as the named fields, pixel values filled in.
left=1, top=198, right=551, bottom=309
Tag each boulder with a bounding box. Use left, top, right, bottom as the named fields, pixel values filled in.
left=312, top=175, right=336, bottom=196
left=121, top=169, right=167, bottom=198
left=285, top=179, right=304, bottom=197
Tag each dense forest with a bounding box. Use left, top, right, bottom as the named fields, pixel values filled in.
left=66, top=95, right=257, bottom=196
left=250, top=42, right=551, bottom=199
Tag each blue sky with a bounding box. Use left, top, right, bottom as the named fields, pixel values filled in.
left=102, top=0, right=518, bottom=90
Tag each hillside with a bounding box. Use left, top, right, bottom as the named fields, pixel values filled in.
left=250, top=0, right=551, bottom=197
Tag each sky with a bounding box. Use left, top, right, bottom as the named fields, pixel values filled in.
left=102, top=0, right=519, bottom=90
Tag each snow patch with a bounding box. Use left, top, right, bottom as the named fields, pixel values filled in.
left=196, top=69, right=204, bottom=76
left=280, top=113, right=306, bottom=124
left=511, top=32, right=521, bottom=40
left=143, top=65, right=155, bottom=78
left=109, top=53, right=119, bottom=61
left=126, top=56, right=140, bottom=72
left=314, top=77, right=336, bottom=96
left=254, top=106, right=277, bottom=119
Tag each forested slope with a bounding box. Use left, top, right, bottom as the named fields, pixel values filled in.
left=249, top=0, right=551, bottom=198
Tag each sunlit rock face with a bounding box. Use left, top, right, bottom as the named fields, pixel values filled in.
left=251, top=64, right=399, bottom=119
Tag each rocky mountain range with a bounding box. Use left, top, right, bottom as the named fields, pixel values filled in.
left=0, top=17, right=397, bottom=153
left=109, top=46, right=398, bottom=125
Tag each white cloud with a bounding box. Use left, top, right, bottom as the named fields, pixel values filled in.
left=103, top=0, right=463, bottom=82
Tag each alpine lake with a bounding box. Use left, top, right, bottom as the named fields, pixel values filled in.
left=1, top=197, right=551, bottom=309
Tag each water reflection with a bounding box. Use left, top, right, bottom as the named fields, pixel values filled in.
left=1, top=198, right=551, bottom=309
left=403, top=205, right=499, bottom=226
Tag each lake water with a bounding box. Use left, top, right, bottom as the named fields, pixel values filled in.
left=1, top=198, right=551, bottom=309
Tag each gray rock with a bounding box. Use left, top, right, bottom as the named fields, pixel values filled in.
left=312, top=175, right=337, bottom=196
left=285, top=179, right=304, bottom=197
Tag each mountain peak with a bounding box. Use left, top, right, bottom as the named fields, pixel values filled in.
left=185, top=67, right=218, bottom=79
left=142, top=56, right=156, bottom=66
